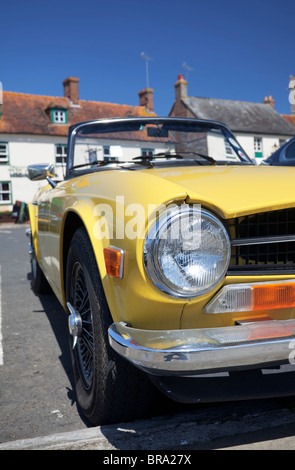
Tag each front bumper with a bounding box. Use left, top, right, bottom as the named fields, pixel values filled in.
left=108, top=320, right=295, bottom=376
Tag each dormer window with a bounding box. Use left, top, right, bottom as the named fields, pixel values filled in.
left=51, top=108, right=67, bottom=124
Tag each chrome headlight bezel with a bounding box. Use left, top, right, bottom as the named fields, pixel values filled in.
left=144, top=205, right=231, bottom=298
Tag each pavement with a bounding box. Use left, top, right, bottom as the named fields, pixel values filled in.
left=2, top=399, right=295, bottom=450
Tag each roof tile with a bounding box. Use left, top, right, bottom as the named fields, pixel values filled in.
left=182, top=97, right=295, bottom=136
left=282, top=114, right=295, bottom=128
left=0, top=91, right=155, bottom=136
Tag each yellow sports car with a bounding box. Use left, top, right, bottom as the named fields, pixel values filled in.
left=27, top=117, right=295, bottom=425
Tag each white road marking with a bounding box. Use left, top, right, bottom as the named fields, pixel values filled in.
left=0, top=266, right=3, bottom=365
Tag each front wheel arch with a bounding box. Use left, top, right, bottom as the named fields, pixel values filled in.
left=61, top=209, right=110, bottom=312
left=61, top=211, right=84, bottom=302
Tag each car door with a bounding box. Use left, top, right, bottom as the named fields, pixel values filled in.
left=37, top=184, right=54, bottom=282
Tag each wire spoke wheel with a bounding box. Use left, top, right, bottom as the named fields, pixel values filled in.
left=72, top=261, right=94, bottom=390
left=66, top=227, right=157, bottom=425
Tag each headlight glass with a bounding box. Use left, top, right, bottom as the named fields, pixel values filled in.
left=144, top=205, right=230, bottom=297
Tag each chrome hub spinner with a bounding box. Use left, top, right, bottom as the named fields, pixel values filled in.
left=67, top=302, right=82, bottom=349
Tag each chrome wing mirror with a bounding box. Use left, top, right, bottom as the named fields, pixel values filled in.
left=27, top=163, right=56, bottom=187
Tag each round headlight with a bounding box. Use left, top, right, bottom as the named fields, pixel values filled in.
left=144, top=205, right=231, bottom=297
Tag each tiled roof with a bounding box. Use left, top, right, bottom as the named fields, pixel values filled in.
left=0, top=91, right=155, bottom=136
left=282, top=114, right=295, bottom=128
left=182, top=96, right=295, bottom=136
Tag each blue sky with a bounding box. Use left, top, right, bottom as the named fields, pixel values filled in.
left=1, top=0, right=294, bottom=116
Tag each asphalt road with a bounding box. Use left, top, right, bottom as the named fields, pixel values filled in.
left=2, top=223, right=295, bottom=450
left=0, top=223, right=89, bottom=443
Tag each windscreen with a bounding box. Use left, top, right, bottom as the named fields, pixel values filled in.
left=70, top=119, right=250, bottom=171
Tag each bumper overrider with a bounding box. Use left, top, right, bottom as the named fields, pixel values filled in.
left=108, top=319, right=295, bottom=376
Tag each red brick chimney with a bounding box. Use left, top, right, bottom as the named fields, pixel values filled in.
left=138, top=88, right=154, bottom=112
left=63, top=77, right=80, bottom=105
left=175, top=74, right=187, bottom=101
left=263, top=95, right=275, bottom=108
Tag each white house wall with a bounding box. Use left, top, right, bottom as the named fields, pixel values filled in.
left=0, top=134, right=175, bottom=211
left=235, top=134, right=284, bottom=163
left=0, top=134, right=67, bottom=211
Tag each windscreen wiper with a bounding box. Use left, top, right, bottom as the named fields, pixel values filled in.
left=70, top=159, right=154, bottom=171
left=133, top=152, right=184, bottom=161
left=181, top=152, right=216, bottom=164
left=70, top=160, right=136, bottom=170
left=133, top=152, right=216, bottom=165
left=132, top=153, right=184, bottom=168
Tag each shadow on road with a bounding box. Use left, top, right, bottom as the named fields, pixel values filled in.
left=28, top=273, right=92, bottom=427
left=98, top=406, right=295, bottom=450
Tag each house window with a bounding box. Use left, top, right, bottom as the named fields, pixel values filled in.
left=254, top=137, right=263, bottom=158
left=55, top=144, right=67, bottom=165
left=103, top=146, right=118, bottom=162
left=51, top=109, right=67, bottom=124
left=0, top=181, right=12, bottom=203
left=141, top=148, right=154, bottom=157
left=0, top=143, right=9, bottom=163
left=103, top=146, right=110, bottom=157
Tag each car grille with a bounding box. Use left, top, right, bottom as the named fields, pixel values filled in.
left=228, top=207, right=295, bottom=275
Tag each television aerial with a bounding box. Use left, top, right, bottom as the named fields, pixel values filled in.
left=182, top=62, right=194, bottom=80
left=141, top=52, right=153, bottom=89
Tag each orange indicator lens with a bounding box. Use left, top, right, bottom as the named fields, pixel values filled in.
left=252, top=282, right=295, bottom=310
left=104, top=247, right=124, bottom=278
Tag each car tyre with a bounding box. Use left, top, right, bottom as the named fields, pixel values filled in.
left=30, top=235, right=52, bottom=294
left=66, top=227, right=157, bottom=425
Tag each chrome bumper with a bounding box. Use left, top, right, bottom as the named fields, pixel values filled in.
left=108, top=320, right=295, bottom=376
